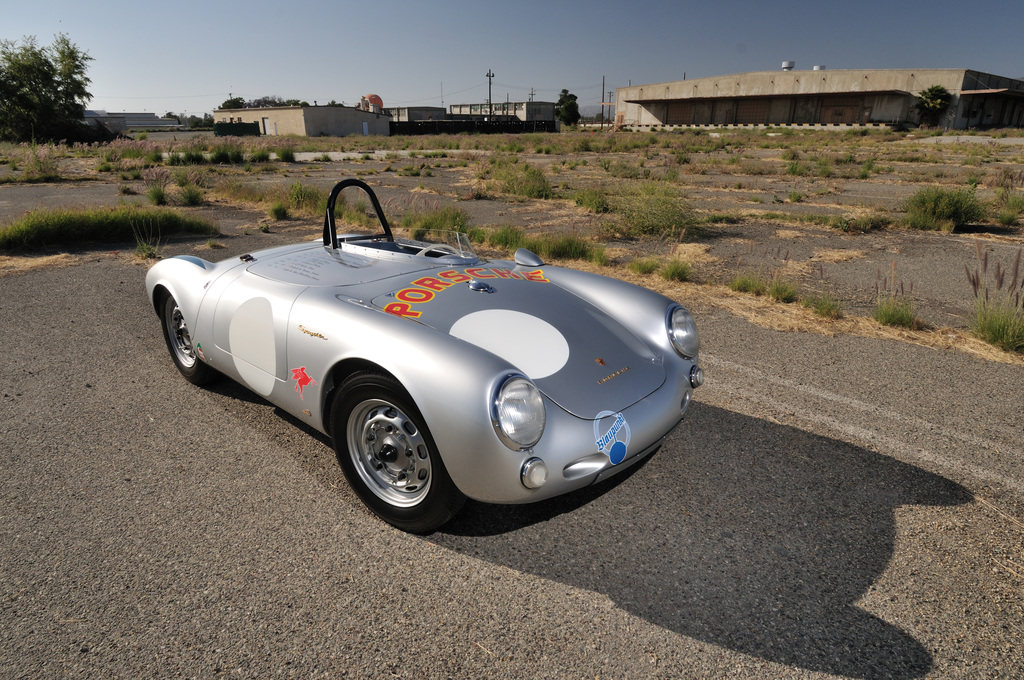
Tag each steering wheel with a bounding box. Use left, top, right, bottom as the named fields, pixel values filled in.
left=416, top=244, right=460, bottom=257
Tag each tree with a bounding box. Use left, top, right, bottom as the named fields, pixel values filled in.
left=555, top=89, right=581, bottom=127
left=247, top=95, right=285, bottom=108
left=219, top=96, right=245, bottom=110
left=0, top=34, right=93, bottom=142
left=914, top=85, right=952, bottom=128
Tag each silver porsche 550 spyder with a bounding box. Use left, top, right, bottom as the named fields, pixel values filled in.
left=146, top=179, right=703, bottom=532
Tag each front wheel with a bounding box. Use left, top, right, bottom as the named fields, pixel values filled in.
left=331, top=372, right=465, bottom=533
left=160, top=293, right=218, bottom=386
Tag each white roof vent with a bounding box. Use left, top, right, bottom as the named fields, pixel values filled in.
left=782, top=61, right=796, bottom=71
left=813, top=65, right=826, bottom=71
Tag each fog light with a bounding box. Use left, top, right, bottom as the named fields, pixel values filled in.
left=521, top=457, right=548, bottom=489
left=690, top=366, right=705, bottom=389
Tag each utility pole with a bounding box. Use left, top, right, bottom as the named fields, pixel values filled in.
left=601, top=76, right=605, bottom=127
left=485, top=69, right=494, bottom=117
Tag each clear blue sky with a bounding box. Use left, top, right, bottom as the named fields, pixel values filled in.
left=6, top=0, right=1022, bottom=116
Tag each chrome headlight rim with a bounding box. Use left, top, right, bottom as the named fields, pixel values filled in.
left=667, top=305, right=700, bottom=359
left=490, top=373, right=546, bottom=451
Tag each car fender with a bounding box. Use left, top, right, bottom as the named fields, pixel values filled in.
left=282, top=289, right=533, bottom=499
left=543, top=266, right=690, bottom=358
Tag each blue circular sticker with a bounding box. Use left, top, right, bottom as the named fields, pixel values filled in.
left=594, top=411, right=631, bottom=465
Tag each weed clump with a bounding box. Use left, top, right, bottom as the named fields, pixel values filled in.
left=802, top=293, right=844, bottom=319
left=660, top=259, right=692, bottom=282
left=966, top=243, right=1024, bottom=353
left=903, top=186, right=985, bottom=231
left=613, top=183, right=692, bottom=237
left=872, top=262, right=921, bottom=329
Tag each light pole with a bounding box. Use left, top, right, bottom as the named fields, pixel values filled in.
left=485, top=69, right=494, bottom=117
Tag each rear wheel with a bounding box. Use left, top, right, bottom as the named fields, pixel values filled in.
left=331, top=372, right=465, bottom=533
left=160, top=293, right=218, bottom=386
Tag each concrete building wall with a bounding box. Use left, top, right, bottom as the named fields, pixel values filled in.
left=213, top=106, right=391, bottom=136
left=615, top=68, right=1024, bottom=130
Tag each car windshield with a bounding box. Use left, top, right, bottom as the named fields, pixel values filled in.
left=395, top=229, right=477, bottom=260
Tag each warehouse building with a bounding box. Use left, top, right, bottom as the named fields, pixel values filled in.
left=213, top=104, right=391, bottom=137
left=615, top=67, right=1024, bottom=130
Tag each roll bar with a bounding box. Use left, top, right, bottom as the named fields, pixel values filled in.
left=322, top=178, right=394, bottom=249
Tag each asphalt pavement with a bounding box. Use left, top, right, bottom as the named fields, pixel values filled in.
left=1, top=251, right=1022, bottom=679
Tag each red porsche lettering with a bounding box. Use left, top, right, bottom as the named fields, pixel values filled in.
left=412, top=276, right=453, bottom=292
left=396, top=288, right=435, bottom=303
left=465, top=267, right=496, bottom=279
left=385, top=267, right=549, bottom=319
left=384, top=302, right=422, bottom=319
left=438, top=270, right=472, bottom=283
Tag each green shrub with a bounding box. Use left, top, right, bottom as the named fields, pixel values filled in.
left=971, top=300, right=1024, bottom=353
left=574, top=187, right=610, bottom=213
left=628, top=258, right=660, bottom=275
left=269, top=202, right=288, bottom=220
left=768, top=278, right=798, bottom=303
left=729, top=272, right=768, bottom=296
left=276, top=148, right=296, bottom=163
left=401, top=205, right=471, bottom=235
left=966, top=246, right=1024, bottom=353
left=903, top=186, right=985, bottom=231
left=288, top=182, right=327, bottom=214
left=589, top=246, right=611, bottom=266
left=148, top=186, right=167, bottom=205
left=250, top=149, right=271, bottom=163
left=660, top=259, right=692, bottom=282
left=180, top=184, right=204, bottom=206
left=614, top=183, right=691, bottom=237
left=543, top=233, right=592, bottom=260
left=786, top=160, right=810, bottom=176
left=497, top=162, right=552, bottom=199
left=489, top=225, right=528, bottom=251
left=872, top=296, right=917, bottom=328
left=802, top=293, right=844, bottom=319
left=209, top=147, right=231, bottom=164
left=0, top=205, right=218, bottom=250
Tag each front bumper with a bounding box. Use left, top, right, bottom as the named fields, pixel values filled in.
left=444, top=364, right=698, bottom=504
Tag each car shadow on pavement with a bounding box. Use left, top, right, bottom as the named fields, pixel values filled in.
left=431, top=401, right=972, bottom=680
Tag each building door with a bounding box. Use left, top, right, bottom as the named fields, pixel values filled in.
left=362, top=121, right=369, bottom=136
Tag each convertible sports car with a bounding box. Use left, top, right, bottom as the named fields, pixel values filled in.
left=146, top=179, right=703, bottom=532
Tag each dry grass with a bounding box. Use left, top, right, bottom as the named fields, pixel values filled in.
left=0, top=253, right=80, bottom=277
left=811, top=248, right=865, bottom=263
left=562, top=258, right=1024, bottom=367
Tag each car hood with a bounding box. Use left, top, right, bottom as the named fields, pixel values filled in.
left=371, top=267, right=665, bottom=419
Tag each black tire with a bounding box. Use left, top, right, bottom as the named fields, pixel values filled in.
left=331, top=371, right=465, bottom=533
left=159, top=293, right=218, bottom=386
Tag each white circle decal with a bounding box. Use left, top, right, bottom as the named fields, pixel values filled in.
left=450, top=310, right=569, bottom=379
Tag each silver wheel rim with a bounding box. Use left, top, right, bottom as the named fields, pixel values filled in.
left=165, top=300, right=197, bottom=369
left=347, top=398, right=432, bottom=507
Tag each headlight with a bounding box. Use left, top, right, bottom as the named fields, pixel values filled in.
left=668, top=306, right=700, bottom=358
left=492, top=375, right=546, bottom=450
